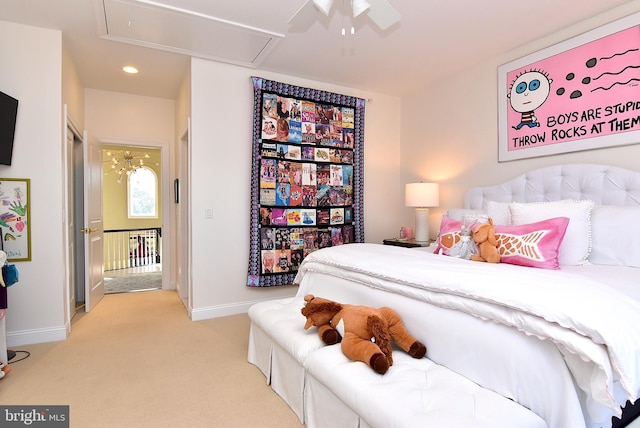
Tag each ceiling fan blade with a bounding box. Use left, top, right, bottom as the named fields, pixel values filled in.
left=288, top=0, right=319, bottom=29
left=352, top=0, right=370, bottom=17
left=366, top=0, right=401, bottom=30
left=313, top=0, right=334, bottom=15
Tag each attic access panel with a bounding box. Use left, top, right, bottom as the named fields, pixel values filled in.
left=99, top=0, right=283, bottom=67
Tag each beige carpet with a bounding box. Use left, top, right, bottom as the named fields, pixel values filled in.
left=0, top=290, right=302, bottom=428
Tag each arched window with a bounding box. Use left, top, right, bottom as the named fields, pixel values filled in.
left=128, top=167, right=158, bottom=218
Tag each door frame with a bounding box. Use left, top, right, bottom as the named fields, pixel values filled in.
left=177, top=119, right=192, bottom=313
left=63, top=106, right=83, bottom=331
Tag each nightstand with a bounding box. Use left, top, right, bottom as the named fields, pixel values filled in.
left=383, top=238, right=432, bottom=248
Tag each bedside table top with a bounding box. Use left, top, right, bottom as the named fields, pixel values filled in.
left=383, top=238, right=432, bottom=248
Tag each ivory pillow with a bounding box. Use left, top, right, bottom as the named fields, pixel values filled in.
left=589, top=205, right=640, bottom=267
left=509, top=200, right=594, bottom=266
left=486, top=201, right=511, bottom=225
left=445, top=208, right=488, bottom=223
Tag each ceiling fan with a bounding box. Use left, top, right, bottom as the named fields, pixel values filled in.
left=289, top=0, right=401, bottom=31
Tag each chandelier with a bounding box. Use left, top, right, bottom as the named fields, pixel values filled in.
left=105, top=150, right=150, bottom=183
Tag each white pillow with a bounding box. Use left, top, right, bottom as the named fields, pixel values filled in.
left=486, top=201, right=511, bottom=225
left=509, top=200, right=594, bottom=266
left=589, top=205, right=640, bottom=268
left=445, top=208, right=488, bottom=224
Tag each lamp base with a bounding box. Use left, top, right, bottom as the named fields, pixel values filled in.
left=414, top=208, right=430, bottom=242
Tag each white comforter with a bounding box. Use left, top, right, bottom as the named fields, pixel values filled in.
left=294, top=243, right=640, bottom=420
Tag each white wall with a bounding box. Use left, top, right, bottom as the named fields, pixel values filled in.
left=400, top=2, right=640, bottom=236
left=85, top=89, right=175, bottom=144
left=189, top=59, right=402, bottom=319
left=62, top=43, right=84, bottom=130
left=0, top=21, right=66, bottom=345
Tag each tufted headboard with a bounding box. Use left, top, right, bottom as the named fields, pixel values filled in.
left=464, top=164, right=640, bottom=209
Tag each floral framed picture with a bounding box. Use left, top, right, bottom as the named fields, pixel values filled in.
left=0, top=178, right=31, bottom=261
left=498, top=12, right=640, bottom=161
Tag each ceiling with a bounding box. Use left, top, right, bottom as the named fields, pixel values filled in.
left=0, top=0, right=637, bottom=99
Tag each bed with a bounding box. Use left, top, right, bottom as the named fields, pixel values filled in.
left=248, top=163, right=640, bottom=428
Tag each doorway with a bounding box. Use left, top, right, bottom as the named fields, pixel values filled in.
left=64, top=126, right=176, bottom=324
left=101, top=145, right=163, bottom=294
left=64, top=119, right=86, bottom=319
left=67, top=128, right=105, bottom=316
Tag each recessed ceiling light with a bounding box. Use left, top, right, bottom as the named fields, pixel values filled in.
left=122, top=66, right=139, bottom=74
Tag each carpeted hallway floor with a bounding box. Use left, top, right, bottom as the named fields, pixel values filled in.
left=0, top=290, right=302, bottom=428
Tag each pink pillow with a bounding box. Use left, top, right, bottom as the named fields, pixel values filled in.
left=494, top=217, right=569, bottom=269
left=437, top=215, right=569, bottom=269
left=435, top=215, right=479, bottom=256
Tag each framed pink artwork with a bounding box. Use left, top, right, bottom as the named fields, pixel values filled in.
left=498, top=12, right=640, bottom=161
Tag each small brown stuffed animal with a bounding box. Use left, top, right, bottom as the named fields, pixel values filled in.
left=471, top=217, right=501, bottom=263
left=301, top=295, right=427, bottom=374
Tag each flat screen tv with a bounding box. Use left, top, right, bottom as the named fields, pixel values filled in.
left=0, top=91, right=18, bottom=166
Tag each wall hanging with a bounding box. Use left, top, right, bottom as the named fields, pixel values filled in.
left=247, top=77, right=365, bottom=287
left=0, top=178, right=30, bottom=262
left=498, top=12, right=640, bottom=161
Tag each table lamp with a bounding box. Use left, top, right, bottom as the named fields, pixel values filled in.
left=405, top=182, right=439, bottom=242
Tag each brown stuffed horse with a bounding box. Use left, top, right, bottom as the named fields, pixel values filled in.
left=301, top=294, right=427, bottom=374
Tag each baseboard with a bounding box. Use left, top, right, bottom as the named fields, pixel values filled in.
left=7, top=297, right=294, bottom=342
left=190, top=297, right=296, bottom=321
left=7, top=325, right=67, bottom=347
left=190, top=301, right=255, bottom=321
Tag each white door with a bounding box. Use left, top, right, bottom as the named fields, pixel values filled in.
left=82, top=132, right=104, bottom=312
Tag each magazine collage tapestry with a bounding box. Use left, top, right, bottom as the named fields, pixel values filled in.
left=247, top=77, right=365, bottom=287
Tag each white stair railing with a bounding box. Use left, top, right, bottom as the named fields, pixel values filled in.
left=104, top=228, right=161, bottom=271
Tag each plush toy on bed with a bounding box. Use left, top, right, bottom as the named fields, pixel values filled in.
left=470, top=217, right=501, bottom=263
left=449, top=220, right=478, bottom=260
left=301, top=294, right=427, bottom=374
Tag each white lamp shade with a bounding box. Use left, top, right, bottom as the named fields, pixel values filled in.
left=405, top=182, right=439, bottom=207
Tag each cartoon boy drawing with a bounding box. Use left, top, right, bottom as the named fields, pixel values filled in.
left=508, top=69, right=552, bottom=130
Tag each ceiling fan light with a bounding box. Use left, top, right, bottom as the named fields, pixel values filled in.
left=352, top=0, right=370, bottom=17
left=312, top=0, right=334, bottom=15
